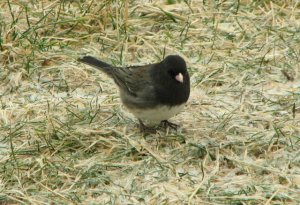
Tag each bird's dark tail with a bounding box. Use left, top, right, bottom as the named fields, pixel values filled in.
left=77, top=56, right=112, bottom=75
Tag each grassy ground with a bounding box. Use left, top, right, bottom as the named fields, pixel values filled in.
left=1, top=0, right=300, bottom=204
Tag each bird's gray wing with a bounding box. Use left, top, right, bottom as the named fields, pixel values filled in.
left=111, top=65, right=158, bottom=108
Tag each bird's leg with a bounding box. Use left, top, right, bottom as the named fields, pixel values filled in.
left=138, top=119, right=157, bottom=134
left=160, top=120, right=179, bottom=131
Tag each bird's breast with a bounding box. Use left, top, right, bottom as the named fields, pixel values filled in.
left=127, top=104, right=185, bottom=124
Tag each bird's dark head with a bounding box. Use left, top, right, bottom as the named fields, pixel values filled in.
left=162, top=55, right=188, bottom=84
left=151, top=55, right=190, bottom=106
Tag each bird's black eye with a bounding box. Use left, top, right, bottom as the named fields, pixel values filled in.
left=168, top=70, right=176, bottom=76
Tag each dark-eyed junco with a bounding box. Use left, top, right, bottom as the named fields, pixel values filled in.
left=78, top=55, right=190, bottom=132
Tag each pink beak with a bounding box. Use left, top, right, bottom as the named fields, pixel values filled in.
left=175, top=73, right=184, bottom=83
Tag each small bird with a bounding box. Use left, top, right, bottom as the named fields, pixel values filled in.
left=78, top=55, right=190, bottom=132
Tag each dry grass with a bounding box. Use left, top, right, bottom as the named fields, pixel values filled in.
left=1, top=0, right=300, bottom=204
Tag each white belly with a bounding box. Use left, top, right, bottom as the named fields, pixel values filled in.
left=127, top=104, right=185, bottom=124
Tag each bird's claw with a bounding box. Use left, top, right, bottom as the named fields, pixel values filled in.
left=160, top=120, right=179, bottom=131
left=139, top=119, right=157, bottom=134
left=138, top=120, right=179, bottom=134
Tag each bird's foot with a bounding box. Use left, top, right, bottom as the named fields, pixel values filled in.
left=160, top=120, right=179, bottom=131
left=139, top=120, right=157, bottom=134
